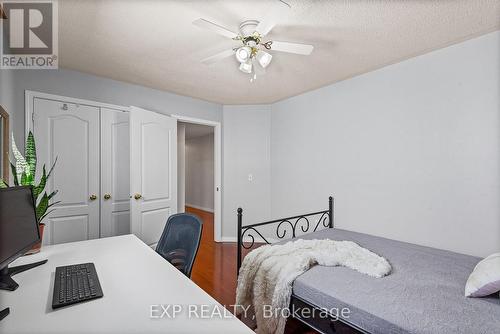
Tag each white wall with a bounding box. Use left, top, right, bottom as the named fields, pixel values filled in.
left=185, top=133, right=214, bottom=212
left=177, top=124, right=186, bottom=212
left=271, top=31, right=500, bottom=257
left=2, top=33, right=498, bottom=252
left=222, top=105, right=272, bottom=240
left=0, top=68, right=222, bottom=151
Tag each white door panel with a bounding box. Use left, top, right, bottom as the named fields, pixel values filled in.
left=50, top=116, right=89, bottom=204
left=33, top=98, right=100, bottom=245
left=101, top=108, right=130, bottom=237
left=111, top=211, right=131, bottom=236
left=48, top=215, right=89, bottom=244
left=141, top=124, right=171, bottom=199
left=141, top=208, right=171, bottom=245
left=130, top=107, right=177, bottom=246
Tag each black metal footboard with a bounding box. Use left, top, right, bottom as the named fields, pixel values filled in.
left=236, top=196, right=334, bottom=276
left=235, top=196, right=370, bottom=334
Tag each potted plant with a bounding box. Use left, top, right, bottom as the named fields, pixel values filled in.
left=0, top=131, right=58, bottom=254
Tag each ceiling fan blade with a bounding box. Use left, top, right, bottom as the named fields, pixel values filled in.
left=270, top=41, right=314, bottom=55
left=201, top=49, right=235, bottom=65
left=255, top=20, right=275, bottom=37
left=193, top=18, right=239, bottom=39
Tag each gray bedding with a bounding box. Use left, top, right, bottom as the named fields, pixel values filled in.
left=290, top=228, right=500, bottom=334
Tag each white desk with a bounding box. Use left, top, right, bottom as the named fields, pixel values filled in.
left=0, top=235, right=253, bottom=334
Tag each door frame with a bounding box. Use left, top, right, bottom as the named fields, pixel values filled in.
left=0, top=105, right=9, bottom=183
left=171, top=114, right=222, bottom=243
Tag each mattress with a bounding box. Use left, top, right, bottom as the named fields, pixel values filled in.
left=290, top=228, right=500, bottom=334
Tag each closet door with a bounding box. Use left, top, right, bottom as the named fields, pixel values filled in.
left=129, top=106, right=177, bottom=247
left=100, top=108, right=130, bottom=237
left=33, top=98, right=100, bottom=245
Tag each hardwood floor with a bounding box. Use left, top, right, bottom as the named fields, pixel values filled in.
left=186, top=206, right=317, bottom=334
left=188, top=206, right=239, bottom=307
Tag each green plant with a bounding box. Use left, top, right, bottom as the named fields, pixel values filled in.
left=0, top=132, right=59, bottom=223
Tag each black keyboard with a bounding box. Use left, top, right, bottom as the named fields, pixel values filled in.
left=52, top=263, right=103, bottom=309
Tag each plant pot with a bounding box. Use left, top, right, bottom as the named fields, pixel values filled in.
left=25, top=223, right=45, bottom=255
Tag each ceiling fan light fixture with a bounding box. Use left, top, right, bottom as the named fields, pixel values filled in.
left=239, top=60, right=253, bottom=74
left=235, top=46, right=252, bottom=63
left=193, top=17, right=315, bottom=80
left=256, top=50, right=272, bottom=68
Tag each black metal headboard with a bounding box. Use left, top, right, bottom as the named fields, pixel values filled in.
left=237, top=196, right=334, bottom=276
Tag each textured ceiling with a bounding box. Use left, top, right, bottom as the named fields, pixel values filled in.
left=59, top=0, right=500, bottom=104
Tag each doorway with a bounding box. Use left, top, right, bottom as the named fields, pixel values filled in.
left=26, top=90, right=220, bottom=245
left=174, top=116, right=222, bottom=242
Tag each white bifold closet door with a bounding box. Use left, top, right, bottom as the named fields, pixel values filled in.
left=34, top=98, right=100, bottom=245
left=100, top=108, right=130, bottom=237
left=129, top=106, right=177, bottom=247
left=31, top=96, right=176, bottom=246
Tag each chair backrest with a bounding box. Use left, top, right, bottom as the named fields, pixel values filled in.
left=155, top=213, right=203, bottom=278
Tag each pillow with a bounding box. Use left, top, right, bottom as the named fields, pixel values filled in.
left=465, top=253, right=500, bottom=297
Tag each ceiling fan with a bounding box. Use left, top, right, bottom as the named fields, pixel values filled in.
left=193, top=18, right=314, bottom=81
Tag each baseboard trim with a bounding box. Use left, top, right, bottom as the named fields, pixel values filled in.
left=220, top=237, right=237, bottom=243
left=185, top=203, right=214, bottom=213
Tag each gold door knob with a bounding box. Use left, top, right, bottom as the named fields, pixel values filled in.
left=103, top=194, right=111, bottom=200
left=89, top=194, right=97, bottom=201
left=134, top=193, right=142, bottom=200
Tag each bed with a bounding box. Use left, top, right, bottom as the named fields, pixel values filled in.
left=236, top=197, right=500, bottom=334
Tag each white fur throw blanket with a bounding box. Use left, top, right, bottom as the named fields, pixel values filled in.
left=235, top=239, right=391, bottom=334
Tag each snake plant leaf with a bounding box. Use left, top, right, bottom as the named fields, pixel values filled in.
left=24, top=172, right=34, bottom=186
left=10, top=162, right=19, bottom=186
left=9, top=131, right=58, bottom=224
left=47, top=157, right=58, bottom=178
left=38, top=205, right=59, bottom=223
left=34, top=161, right=58, bottom=201
left=46, top=200, right=60, bottom=210
left=20, top=171, right=28, bottom=185
left=11, top=134, right=28, bottom=181
left=38, top=209, right=56, bottom=223
left=38, top=200, right=60, bottom=222
left=47, top=189, right=58, bottom=200
left=33, top=165, right=47, bottom=199
left=36, top=192, right=49, bottom=222
left=26, top=131, right=37, bottom=182
left=0, top=179, right=7, bottom=188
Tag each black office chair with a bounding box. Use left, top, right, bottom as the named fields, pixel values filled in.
left=155, top=213, right=203, bottom=278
